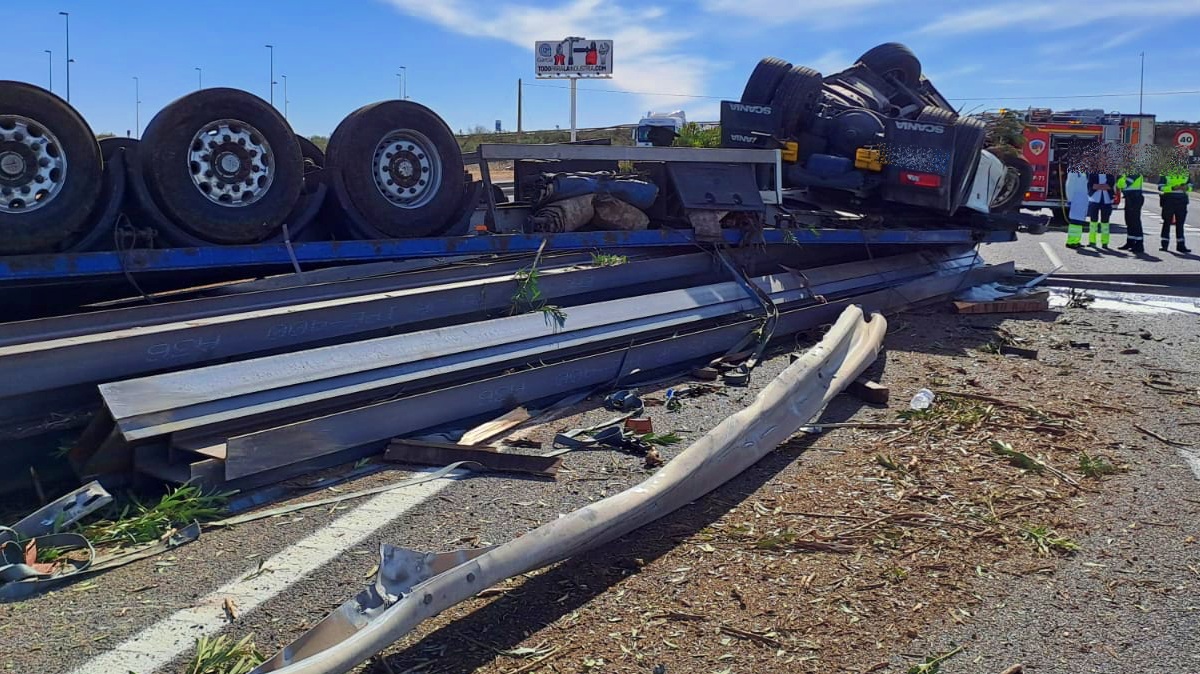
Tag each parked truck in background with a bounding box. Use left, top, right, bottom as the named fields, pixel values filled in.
left=634, top=111, right=687, bottom=147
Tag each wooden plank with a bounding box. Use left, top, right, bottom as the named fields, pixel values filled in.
left=953, top=292, right=1050, bottom=315
left=458, top=407, right=530, bottom=447
left=386, top=439, right=561, bottom=477
left=847, top=378, right=889, bottom=404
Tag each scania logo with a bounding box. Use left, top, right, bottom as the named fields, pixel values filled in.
left=895, top=121, right=945, bottom=134
left=729, top=103, right=772, bottom=114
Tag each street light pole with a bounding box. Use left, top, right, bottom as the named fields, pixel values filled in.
left=133, top=76, right=141, bottom=139
left=195, top=67, right=202, bottom=90
left=58, top=11, right=70, bottom=102
left=265, top=44, right=274, bottom=105
left=281, top=74, right=289, bottom=119
left=44, top=50, right=53, bottom=92
left=395, top=72, right=402, bottom=99
left=400, top=66, right=407, bottom=99
left=1139, top=52, right=1145, bottom=116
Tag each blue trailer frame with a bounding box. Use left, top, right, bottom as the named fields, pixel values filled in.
left=0, top=227, right=1012, bottom=284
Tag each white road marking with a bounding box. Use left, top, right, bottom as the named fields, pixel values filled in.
left=1177, top=448, right=1200, bottom=482
left=68, top=471, right=457, bottom=674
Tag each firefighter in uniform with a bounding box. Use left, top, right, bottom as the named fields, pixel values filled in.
left=1085, top=171, right=1117, bottom=248
left=1159, top=168, right=1193, bottom=253
left=1117, top=171, right=1145, bottom=253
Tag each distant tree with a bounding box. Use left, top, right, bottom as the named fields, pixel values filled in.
left=984, top=110, right=1026, bottom=158
left=674, top=123, right=720, bottom=148
left=96, top=132, right=116, bottom=140
left=307, top=135, right=328, bottom=151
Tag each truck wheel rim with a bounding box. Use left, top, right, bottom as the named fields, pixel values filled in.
left=992, top=165, right=1022, bottom=208
left=0, top=115, right=68, bottom=214
left=372, top=129, right=441, bottom=209
left=188, top=118, right=275, bottom=207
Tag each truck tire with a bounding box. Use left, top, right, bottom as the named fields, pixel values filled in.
left=949, top=117, right=988, bottom=213
left=0, top=81, right=103, bottom=254
left=916, top=106, right=956, bottom=124
left=770, top=66, right=824, bottom=138
left=99, top=137, right=138, bottom=161
left=741, top=57, right=792, bottom=105
left=988, top=150, right=1033, bottom=213
left=297, top=134, right=325, bottom=172
left=857, top=43, right=922, bottom=85
left=140, top=88, right=304, bottom=244
left=327, top=100, right=465, bottom=238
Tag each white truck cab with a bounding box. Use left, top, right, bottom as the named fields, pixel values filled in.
left=635, top=111, right=687, bottom=147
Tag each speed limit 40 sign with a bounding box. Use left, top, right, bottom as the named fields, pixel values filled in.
left=1175, top=128, right=1198, bottom=150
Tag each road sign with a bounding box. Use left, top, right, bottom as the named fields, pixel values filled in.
left=535, top=39, right=613, bottom=78
left=1174, top=128, right=1198, bottom=150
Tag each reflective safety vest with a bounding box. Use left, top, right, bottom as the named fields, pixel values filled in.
left=1161, top=173, right=1194, bottom=193
left=1118, top=173, right=1144, bottom=192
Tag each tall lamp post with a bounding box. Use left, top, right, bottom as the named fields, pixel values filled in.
left=265, top=44, right=274, bottom=105
left=44, top=50, right=53, bottom=92
left=133, top=76, right=141, bottom=138
left=58, top=11, right=70, bottom=102
left=399, top=66, right=407, bottom=99
left=195, top=67, right=203, bottom=90
left=281, top=74, right=289, bottom=119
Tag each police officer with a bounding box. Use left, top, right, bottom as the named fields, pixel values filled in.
left=1159, top=167, right=1194, bottom=253
left=1117, top=171, right=1145, bottom=253
left=1086, top=171, right=1118, bottom=248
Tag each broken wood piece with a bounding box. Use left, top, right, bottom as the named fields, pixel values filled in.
left=999, top=344, right=1038, bottom=360
left=1133, top=424, right=1194, bottom=448
left=458, top=407, right=531, bottom=447
left=998, top=666, right=1024, bottom=674
left=953, top=292, right=1050, bottom=314
left=624, top=417, right=653, bottom=434
left=848, top=377, right=890, bottom=404
left=223, top=596, right=239, bottom=622
left=386, top=439, right=562, bottom=477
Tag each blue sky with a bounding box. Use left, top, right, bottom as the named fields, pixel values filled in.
left=6, top=0, right=1200, bottom=139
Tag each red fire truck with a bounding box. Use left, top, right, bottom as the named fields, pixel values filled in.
left=1018, top=108, right=1155, bottom=217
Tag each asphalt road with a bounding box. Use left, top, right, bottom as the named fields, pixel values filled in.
left=984, top=189, right=1200, bottom=274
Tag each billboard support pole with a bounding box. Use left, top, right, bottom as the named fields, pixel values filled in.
left=517, top=78, right=523, bottom=134
left=570, top=77, right=578, bottom=142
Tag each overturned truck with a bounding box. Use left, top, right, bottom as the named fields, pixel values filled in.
left=720, top=43, right=1032, bottom=222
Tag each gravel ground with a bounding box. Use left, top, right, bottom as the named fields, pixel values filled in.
left=2, top=296, right=1198, bottom=674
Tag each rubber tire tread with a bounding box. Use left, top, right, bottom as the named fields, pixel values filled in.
left=326, top=100, right=465, bottom=238
left=916, top=106, right=956, bottom=124
left=741, top=57, right=792, bottom=105
left=988, top=149, right=1033, bottom=213
left=0, top=81, right=103, bottom=254
left=140, top=87, right=303, bottom=244
left=857, top=43, right=922, bottom=85
left=297, top=134, right=325, bottom=171
left=950, top=117, right=988, bottom=213
left=99, top=137, right=138, bottom=162
left=770, top=66, right=824, bottom=138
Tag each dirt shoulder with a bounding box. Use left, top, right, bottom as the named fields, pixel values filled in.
left=364, top=304, right=1200, bottom=674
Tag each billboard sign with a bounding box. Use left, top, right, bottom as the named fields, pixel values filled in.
left=535, top=39, right=613, bottom=78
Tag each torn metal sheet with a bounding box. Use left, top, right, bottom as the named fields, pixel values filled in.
left=8, top=481, right=111, bottom=539
left=252, top=304, right=886, bottom=674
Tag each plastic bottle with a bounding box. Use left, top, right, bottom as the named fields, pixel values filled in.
left=909, top=388, right=935, bottom=410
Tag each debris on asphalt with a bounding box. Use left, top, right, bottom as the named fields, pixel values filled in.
left=385, top=439, right=562, bottom=477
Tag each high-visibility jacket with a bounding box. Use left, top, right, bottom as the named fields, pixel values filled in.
left=1160, top=172, right=1194, bottom=194
left=1118, top=173, right=1144, bottom=192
